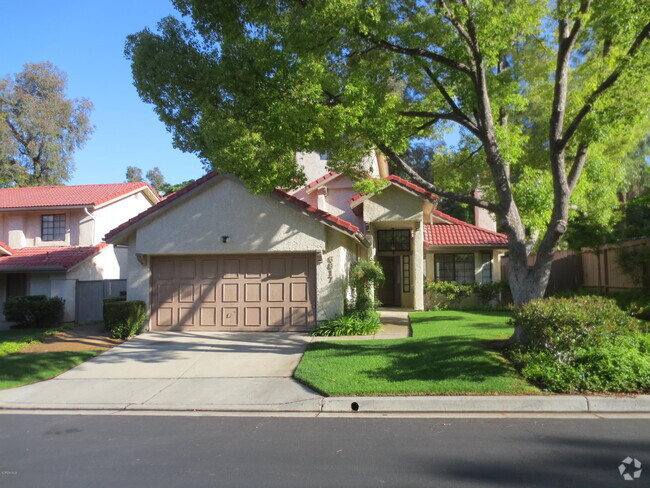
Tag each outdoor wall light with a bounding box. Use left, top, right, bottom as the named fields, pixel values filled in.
left=221, top=235, right=230, bottom=243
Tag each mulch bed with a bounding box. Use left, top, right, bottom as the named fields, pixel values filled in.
left=19, top=323, right=123, bottom=354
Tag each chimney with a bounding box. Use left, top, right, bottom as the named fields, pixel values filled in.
left=374, top=150, right=389, bottom=179
left=472, top=189, right=497, bottom=232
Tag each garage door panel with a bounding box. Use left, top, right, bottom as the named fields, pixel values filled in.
left=151, top=254, right=315, bottom=331
left=267, top=283, right=284, bottom=302
left=199, top=284, right=217, bottom=302
left=179, top=283, right=195, bottom=303
left=222, top=283, right=239, bottom=302
left=156, top=307, right=174, bottom=326
left=244, top=307, right=262, bottom=326
left=290, top=282, right=308, bottom=302
left=245, top=283, right=261, bottom=302
left=222, top=307, right=238, bottom=326
left=155, top=284, right=175, bottom=304
left=199, top=307, right=217, bottom=326
left=200, top=260, right=218, bottom=279
left=245, top=258, right=262, bottom=278
left=223, top=259, right=240, bottom=278
left=179, top=260, right=196, bottom=279
left=291, top=307, right=308, bottom=327
left=267, top=307, right=285, bottom=326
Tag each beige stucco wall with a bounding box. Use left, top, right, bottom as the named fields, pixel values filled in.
left=134, top=177, right=327, bottom=255
left=67, top=245, right=125, bottom=281
left=94, top=192, right=154, bottom=243
left=364, top=186, right=424, bottom=223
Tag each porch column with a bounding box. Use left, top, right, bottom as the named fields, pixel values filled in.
left=413, top=221, right=424, bottom=310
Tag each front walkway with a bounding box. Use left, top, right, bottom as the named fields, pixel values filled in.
left=310, top=309, right=412, bottom=342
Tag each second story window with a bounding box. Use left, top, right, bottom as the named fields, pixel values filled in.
left=41, top=214, right=66, bottom=241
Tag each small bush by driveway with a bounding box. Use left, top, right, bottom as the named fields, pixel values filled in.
left=294, top=311, right=539, bottom=396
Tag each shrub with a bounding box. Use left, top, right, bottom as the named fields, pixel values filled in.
left=103, top=300, right=147, bottom=339
left=425, top=280, right=509, bottom=310
left=509, top=296, right=649, bottom=393
left=4, top=295, right=65, bottom=328
left=348, top=259, right=384, bottom=314
left=311, top=310, right=381, bottom=337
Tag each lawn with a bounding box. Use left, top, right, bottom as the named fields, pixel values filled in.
left=294, top=310, right=540, bottom=396
left=0, top=328, right=99, bottom=390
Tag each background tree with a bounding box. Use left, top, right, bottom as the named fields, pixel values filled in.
left=126, top=165, right=144, bottom=182
left=127, top=1, right=650, bottom=342
left=146, top=166, right=165, bottom=191
left=0, top=62, right=93, bottom=186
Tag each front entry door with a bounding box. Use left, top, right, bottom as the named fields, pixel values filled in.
left=377, top=256, right=401, bottom=307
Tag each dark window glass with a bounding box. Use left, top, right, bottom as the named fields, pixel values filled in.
left=42, top=214, right=66, bottom=241
left=402, top=255, right=410, bottom=293
left=377, top=230, right=410, bottom=252
left=435, top=253, right=475, bottom=284
left=480, top=252, right=493, bottom=284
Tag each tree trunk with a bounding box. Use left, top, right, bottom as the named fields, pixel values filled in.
left=507, top=241, right=554, bottom=344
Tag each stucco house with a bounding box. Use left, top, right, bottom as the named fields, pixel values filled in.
left=0, top=183, right=160, bottom=322
left=105, top=153, right=508, bottom=332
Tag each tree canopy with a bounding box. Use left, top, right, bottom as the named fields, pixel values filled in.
left=0, top=62, right=93, bottom=186
left=127, top=0, right=650, bottom=324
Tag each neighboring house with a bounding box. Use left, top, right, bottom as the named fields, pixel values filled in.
left=105, top=152, right=508, bottom=332
left=0, top=183, right=160, bottom=322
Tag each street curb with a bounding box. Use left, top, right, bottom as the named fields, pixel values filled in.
left=1, top=395, right=649, bottom=414
left=320, top=395, right=650, bottom=414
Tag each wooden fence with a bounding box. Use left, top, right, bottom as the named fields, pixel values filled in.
left=500, top=238, right=650, bottom=295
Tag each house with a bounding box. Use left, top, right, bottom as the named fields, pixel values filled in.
left=0, top=183, right=160, bottom=323
left=105, top=153, right=508, bottom=331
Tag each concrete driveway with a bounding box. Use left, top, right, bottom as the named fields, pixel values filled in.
left=0, top=331, right=323, bottom=412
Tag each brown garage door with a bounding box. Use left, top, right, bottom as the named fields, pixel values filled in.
left=150, top=254, right=316, bottom=331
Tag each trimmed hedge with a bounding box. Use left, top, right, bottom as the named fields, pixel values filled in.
left=425, top=280, right=510, bottom=310
left=509, top=296, right=649, bottom=393
left=103, top=299, right=147, bottom=339
left=3, top=295, right=65, bottom=328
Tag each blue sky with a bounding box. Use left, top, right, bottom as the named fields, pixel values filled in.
left=1, top=0, right=205, bottom=186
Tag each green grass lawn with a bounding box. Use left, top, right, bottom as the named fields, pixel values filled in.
left=0, top=328, right=99, bottom=390
left=294, top=310, right=540, bottom=396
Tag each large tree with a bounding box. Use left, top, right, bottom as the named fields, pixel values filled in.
left=0, top=62, right=94, bottom=186
left=127, top=1, right=650, bottom=341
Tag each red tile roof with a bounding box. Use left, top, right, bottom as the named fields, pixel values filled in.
left=271, top=189, right=361, bottom=235
left=425, top=210, right=508, bottom=246
left=0, top=183, right=158, bottom=209
left=0, top=241, right=14, bottom=255
left=0, top=244, right=108, bottom=270
left=306, top=171, right=338, bottom=189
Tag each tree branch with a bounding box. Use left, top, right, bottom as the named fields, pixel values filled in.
left=376, top=142, right=500, bottom=212
left=356, top=31, right=474, bottom=76
left=398, top=110, right=480, bottom=136
left=422, top=66, right=481, bottom=136
left=561, top=21, right=650, bottom=148
left=567, top=142, right=589, bottom=194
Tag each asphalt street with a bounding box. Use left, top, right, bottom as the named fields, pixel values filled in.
left=0, top=414, right=648, bottom=487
